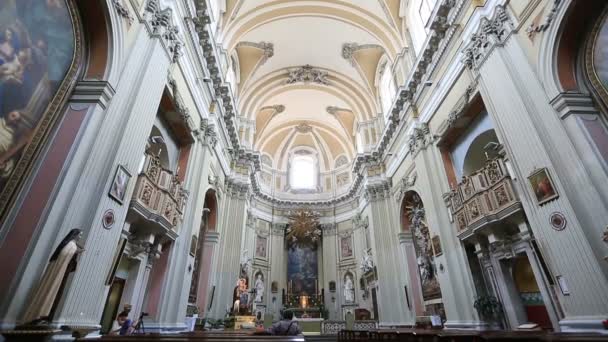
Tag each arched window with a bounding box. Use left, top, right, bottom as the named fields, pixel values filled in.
left=379, top=62, right=396, bottom=118
left=290, top=155, right=316, bottom=189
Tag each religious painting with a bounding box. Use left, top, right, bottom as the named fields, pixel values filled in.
left=109, top=165, right=131, bottom=204
left=586, top=8, right=608, bottom=106
left=189, top=235, right=197, bottom=256
left=340, top=235, right=353, bottom=259
left=271, top=281, right=278, bottom=293
left=0, top=0, right=81, bottom=220
left=528, top=168, right=558, bottom=205
left=431, top=235, right=442, bottom=257
left=329, top=280, right=336, bottom=292
left=287, top=245, right=318, bottom=296
left=255, top=235, right=267, bottom=258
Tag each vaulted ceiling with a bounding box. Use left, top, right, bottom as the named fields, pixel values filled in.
left=217, top=0, right=408, bottom=172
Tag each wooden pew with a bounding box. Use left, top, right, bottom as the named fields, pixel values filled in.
left=83, top=332, right=306, bottom=342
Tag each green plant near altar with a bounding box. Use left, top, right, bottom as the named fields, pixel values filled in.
left=223, top=316, right=236, bottom=329
left=473, top=295, right=503, bottom=323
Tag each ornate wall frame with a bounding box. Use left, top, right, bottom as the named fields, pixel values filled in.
left=0, top=0, right=84, bottom=224
left=585, top=6, right=608, bottom=110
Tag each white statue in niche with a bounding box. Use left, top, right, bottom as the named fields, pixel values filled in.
left=360, top=249, right=374, bottom=274
left=255, top=274, right=264, bottom=302
left=343, top=274, right=355, bottom=303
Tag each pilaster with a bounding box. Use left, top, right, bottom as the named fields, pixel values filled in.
left=365, top=180, right=413, bottom=326
left=207, top=178, right=249, bottom=318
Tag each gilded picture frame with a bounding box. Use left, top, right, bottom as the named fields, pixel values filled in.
left=585, top=6, right=608, bottom=110
left=528, top=167, right=559, bottom=205
left=0, top=0, right=83, bottom=223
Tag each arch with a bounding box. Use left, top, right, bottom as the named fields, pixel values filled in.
left=147, top=126, right=171, bottom=169
left=204, top=189, right=218, bottom=231
left=538, top=0, right=607, bottom=98
left=462, top=129, right=499, bottom=177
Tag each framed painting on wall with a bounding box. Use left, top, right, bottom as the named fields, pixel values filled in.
left=431, top=236, right=442, bottom=256
left=528, top=168, right=558, bottom=205
left=255, top=235, right=267, bottom=258
left=190, top=235, right=197, bottom=256
left=0, top=0, right=83, bottom=222
left=340, top=235, right=353, bottom=259
left=109, top=165, right=131, bottom=204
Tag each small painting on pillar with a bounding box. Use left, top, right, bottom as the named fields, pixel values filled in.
left=528, top=168, right=558, bottom=205
left=189, top=235, right=197, bottom=256
left=109, top=165, right=132, bottom=204
left=431, top=236, right=442, bottom=256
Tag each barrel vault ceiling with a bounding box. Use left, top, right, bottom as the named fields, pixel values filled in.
left=216, top=0, right=408, bottom=172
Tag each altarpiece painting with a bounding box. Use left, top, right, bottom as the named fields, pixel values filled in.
left=0, top=0, right=80, bottom=220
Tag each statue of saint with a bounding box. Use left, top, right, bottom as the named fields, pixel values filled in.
left=233, top=278, right=249, bottom=314
left=254, top=274, right=264, bottom=302
left=21, top=229, right=84, bottom=325
left=343, top=274, right=355, bottom=303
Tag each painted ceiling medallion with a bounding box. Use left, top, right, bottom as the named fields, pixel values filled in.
left=285, top=65, right=330, bottom=85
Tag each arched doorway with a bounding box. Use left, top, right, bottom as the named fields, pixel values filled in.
left=188, top=189, right=218, bottom=315
left=401, top=191, right=444, bottom=320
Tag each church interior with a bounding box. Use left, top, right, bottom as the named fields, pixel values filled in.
left=1, top=0, right=608, bottom=340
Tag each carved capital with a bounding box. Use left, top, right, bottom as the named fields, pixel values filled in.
left=408, top=123, right=432, bottom=155
left=462, top=5, right=512, bottom=70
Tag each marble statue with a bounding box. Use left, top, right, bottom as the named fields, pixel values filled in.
left=240, top=249, right=252, bottom=278
left=233, top=278, right=249, bottom=314
left=343, top=274, right=355, bottom=303
left=254, top=274, right=264, bottom=302
left=21, top=229, right=84, bottom=324
left=359, top=249, right=374, bottom=274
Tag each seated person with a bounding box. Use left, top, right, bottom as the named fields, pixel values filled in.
left=255, top=310, right=301, bottom=336
left=110, top=311, right=134, bottom=336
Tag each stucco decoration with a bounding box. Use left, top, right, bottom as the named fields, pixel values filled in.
left=285, top=65, right=330, bottom=85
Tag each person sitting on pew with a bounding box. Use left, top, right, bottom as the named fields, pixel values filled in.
left=255, top=310, right=301, bottom=336
left=109, top=311, right=134, bottom=336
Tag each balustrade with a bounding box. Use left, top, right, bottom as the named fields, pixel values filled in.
left=446, top=157, right=521, bottom=237
left=129, top=153, right=187, bottom=236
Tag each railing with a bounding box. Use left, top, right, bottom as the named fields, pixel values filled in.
left=130, top=154, right=187, bottom=234
left=446, top=157, right=520, bottom=235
